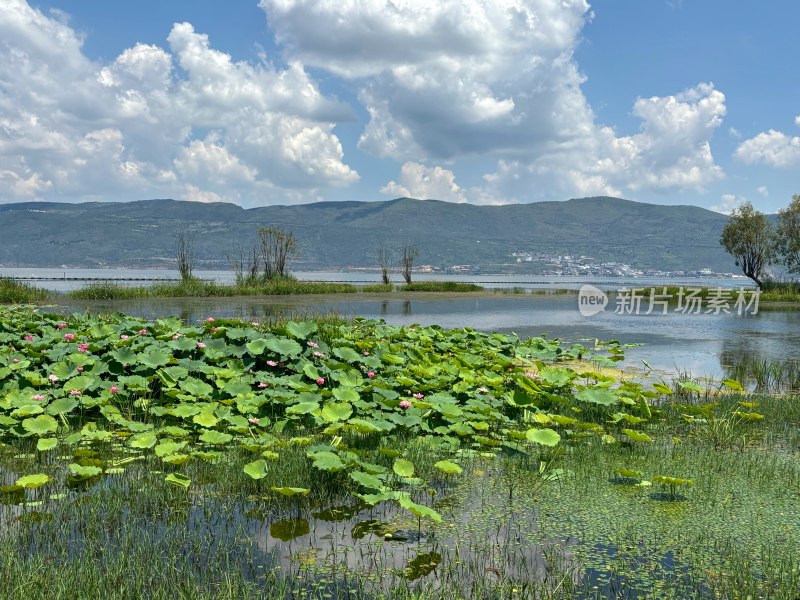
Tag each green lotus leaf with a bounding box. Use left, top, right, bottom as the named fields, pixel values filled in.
left=525, top=428, right=561, bottom=447
left=154, top=441, right=187, bottom=457
left=286, top=401, right=319, bottom=415
left=622, top=429, right=653, bottom=443
left=129, top=432, right=158, bottom=449
left=397, top=494, right=441, bottom=523
left=333, top=347, right=362, bottom=363
left=332, top=387, right=359, bottom=403
left=193, top=410, right=219, bottom=428
left=320, top=402, right=353, bottom=422
left=311, top=451, right=345, bottom=472
left=45, top=396, right=79, bottom=416
left=393, top=458, right=415, bottom=477
left=433, top=460, right=463, bottom=475
left=140, top=349, right=172, bottom=369
left=22, top=414, right=58, bottom=435
left=165, top=473, right=192, bottom=488
left=15, top=474, right=51, bottom=489
left=271, top=486, right=310, bottom=497
left=349, top=471, right=384, bottom=490
left=36, top=438, right=58, bottom=452
left=13, top=404, right=44, bottom=417
left=243, top=459, right=269, bottom=479
left=575, top=387, right=618, bottom=406
left=266, top=338, right=302, bottom=357
left=198, top=430, right=233, bottom=445
left=68, top=463, right=102, bottom=478
left=286, top=321, right=318, bottom=339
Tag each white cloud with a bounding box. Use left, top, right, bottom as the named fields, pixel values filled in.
left=756, top=186, right=768, bottom=197
left=0, top=0, right=358, bottom=205
left=478, top=83, right=726, bottom=202
left=380, top=162, right=467, bottom=203
left=264, top=1, right=726, bottom=202
left=735, top=129, right=800, bottom=168
left=711, top=193, right=744, bottom=214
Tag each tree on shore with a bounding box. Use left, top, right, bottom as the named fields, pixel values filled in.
left=399, top=243, right=419, bottom=284
left=719, top=202, right=774, bottom=289
left=176, top=232, right=195, bottom=282
left=228, top=241, right=261, bottom=285
left=376, top=247, right=392, bottom=285
left=258, top=226, right=298, bottom=279
left=775, top=194, right=800, bottom=274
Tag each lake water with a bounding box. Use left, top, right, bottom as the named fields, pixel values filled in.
left=2, top=267, right=794, bottom=382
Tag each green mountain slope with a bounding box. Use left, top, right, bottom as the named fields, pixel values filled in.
left=0, top=196, right=736, bottom=272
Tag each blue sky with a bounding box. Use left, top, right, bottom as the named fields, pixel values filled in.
left=1, top=0, right=798, bottom=213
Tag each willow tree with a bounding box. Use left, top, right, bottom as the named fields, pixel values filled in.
left=776, top=194, right=800, bottom=274
left=719, top=202, right=774, bottom=289
left=258, top=226, right=298, bottom=280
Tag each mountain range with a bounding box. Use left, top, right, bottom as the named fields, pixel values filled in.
left=0, top=196, right=737, bottom=273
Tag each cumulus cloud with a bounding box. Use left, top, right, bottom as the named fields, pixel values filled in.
left=0, top=0, right=358, bottom=205
left=380, top=162, right=467, bottom=203
left=263, top=1, right=726, bottom=202
left=711, top=193, right=744, bottom=214
left=757, top=186, right=769, bottom=197
left=735, top=129, right=800, bottom=168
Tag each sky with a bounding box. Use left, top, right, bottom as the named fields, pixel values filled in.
left=1, top=0, right=799, bottom=213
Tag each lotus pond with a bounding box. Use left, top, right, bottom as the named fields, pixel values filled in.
left=0, top=305, right=799, bottom=599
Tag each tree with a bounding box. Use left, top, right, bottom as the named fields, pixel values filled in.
left=376, top=247, right=392, bottom=285
left=257, top=226, right=298, bottom=280
left=228, top=241, right=261, bottom=286
left=719, top=202, right=774, bottom=289
left=176, top=232, right=195, bottom=282
left=775, top=194, right=800, bottom=274
left=399, top=243, right=419, bottom=284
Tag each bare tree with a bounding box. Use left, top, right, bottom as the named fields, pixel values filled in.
left=258, top=226, right=298, bottom=280
left=376, top=247, right=392, bottom=285
left=228, top=241, right=261, bottom=285
left=399, top=243, right=419, bottom=284
left=176, top=232, right=195, bottom=282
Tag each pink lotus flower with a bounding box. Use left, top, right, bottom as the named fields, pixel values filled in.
left=63, top=333, right=75, bottom=341
left=478, top=386, right=489, bottom=394
left=211, top=327, right=219, bottom=333
left=196, top=342, right=206, bottom=349
left=172, top=334, right=181, bottom=340
left=32, top=394, right=45, bottom=401
left=69, top=389, right=81, bottom=396
left=412, top=393, right=424, bottom=399
left=120, top=335, right=129, bottom=341
left=77, top=343, right=89, bottom=353
left=48, top=374, right=59, bottom=383
left=258, top=382, right=268, bottom=388
left=315, top=377, right=326, bottom=386
left=23, top=335, right=34, bottom=341
left=363, top=350, right=370, bottom=356
left=313, top=351, right=325, bottom=357
left=110, top=386, right=119, bottom=394
left=399, top=400, right=412, bottom=409
left=206, top=317, right=215, bottom=323
left=248, top=417, right=260, bottom=424
left=367, top=372, right=375, bottom=378
left=137, top=329, right=148, bottom=335
left=57, top=322, right=67, bottom=330
left=266, top=360, right=277, bottom=367
left=12, top=358, right=19, bottom=364
left=76, top=366, right=84, bottom=372
left=307, top=341, right=319, bottom=348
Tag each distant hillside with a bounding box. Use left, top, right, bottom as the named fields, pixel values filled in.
left=0, top=196, right=737, bottom=273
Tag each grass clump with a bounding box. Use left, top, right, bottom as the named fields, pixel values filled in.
left=399, top=281, right=483, bottom=292
left=0, top=277, right=50, bottom=303
left=361, top=283, right=395, bottom=293
left=67, top=277, right=357, bottom=300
